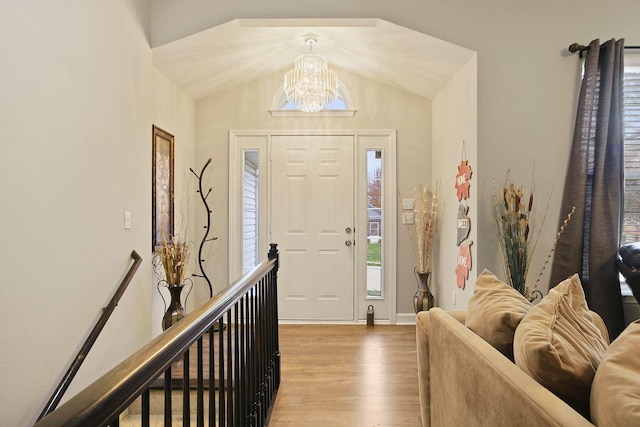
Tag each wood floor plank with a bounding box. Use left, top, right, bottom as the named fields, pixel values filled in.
left=269, top=324, right=421, bottom=426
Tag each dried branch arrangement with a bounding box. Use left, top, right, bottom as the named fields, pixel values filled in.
left=154, top=231, right=190, bottom=287
left=494, top=171, right=536, bottom=296
left=412, top=182, right=440, bottom=274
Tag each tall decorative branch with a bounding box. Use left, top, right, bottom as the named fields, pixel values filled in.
left=532, top=206, right=576, bottom=292
left=190, top=158, right=217, bottom=298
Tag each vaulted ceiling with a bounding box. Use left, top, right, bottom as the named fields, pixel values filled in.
left=152, top=18, right=475, bottom=102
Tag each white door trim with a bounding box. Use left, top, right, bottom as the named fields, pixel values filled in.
left=229, top=129, right=397, bottom=323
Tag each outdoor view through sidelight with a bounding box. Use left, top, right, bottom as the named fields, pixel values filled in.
left=367, top=150, right=383, bottom=298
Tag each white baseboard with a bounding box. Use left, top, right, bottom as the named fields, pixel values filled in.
left=395, top=312, right=417, bottom=325
left=277, top=315, right=417, bottom=325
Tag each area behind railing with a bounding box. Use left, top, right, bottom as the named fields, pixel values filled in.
left=35, top=244, right=280, bottom=427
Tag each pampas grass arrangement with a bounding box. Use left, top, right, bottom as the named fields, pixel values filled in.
left=154, top=231, right=190, bottom=287
left=412, top=182, right=440, bottom=274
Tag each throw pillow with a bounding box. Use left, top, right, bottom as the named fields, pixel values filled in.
left=590, top=320, right=640, bottom=426
left=513, top=274, right=608, bottom=417
left=465, top=269, right=532, bottom=360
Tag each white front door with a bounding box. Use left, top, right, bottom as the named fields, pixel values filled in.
left=270, top=135, right=355, bottom=320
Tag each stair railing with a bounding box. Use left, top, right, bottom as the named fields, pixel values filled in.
left=37, top=250, right=143, bottom=421
left=34, top=244, right=280, bottom=427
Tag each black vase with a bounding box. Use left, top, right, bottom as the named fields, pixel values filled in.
left=158, top=279, right=192, bottom=330
left=413, top=268, right=435, bottom=313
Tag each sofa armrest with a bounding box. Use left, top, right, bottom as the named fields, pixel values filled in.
left=416, top=310, right=467, bottom=427
left=447, top=310, right=467, bottom=325
left=416, top=311, right=431, bottom=427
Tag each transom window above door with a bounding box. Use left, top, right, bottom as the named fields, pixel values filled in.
left=269, top=81, right=356, bottom=117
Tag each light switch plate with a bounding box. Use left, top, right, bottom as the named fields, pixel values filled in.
left=402, top=198, right=414, bottom=210
left=403, top=212, right=414, bottom=224
left=124, top=211, right=131, bottom=230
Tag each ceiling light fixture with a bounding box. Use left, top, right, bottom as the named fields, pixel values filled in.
left=283, top=38, right=338, bottom=113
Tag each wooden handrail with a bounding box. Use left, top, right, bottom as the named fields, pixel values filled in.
left=37, top=250, right=143, bottom=421
left=35, top=245, right=280, bottom=427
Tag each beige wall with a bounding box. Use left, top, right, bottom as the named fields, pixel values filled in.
left=432, top=56, right=478, bottom=311
left=195, top=66, right=431, bottom=315
left=0, top=1, right=195, bottom=425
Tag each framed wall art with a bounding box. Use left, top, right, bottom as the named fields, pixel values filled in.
left=152, top=125, right=174, bottom=249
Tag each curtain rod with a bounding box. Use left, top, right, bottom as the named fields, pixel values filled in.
left=568, top=43, right=640, bottom=58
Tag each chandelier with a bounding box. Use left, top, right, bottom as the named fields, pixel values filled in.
left=283, top=38, right=338, bottom=113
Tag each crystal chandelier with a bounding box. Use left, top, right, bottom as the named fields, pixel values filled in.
left=284, top=38, right=338, bottom=113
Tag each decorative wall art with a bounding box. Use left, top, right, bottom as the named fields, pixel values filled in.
left=152, top=125, right=174, bottom=249
left=455, top=240, right=473, bottom=288
left=454, top=142, right=473, bottom=289
left=456, top=204, right=471, bottom=245
left=455, top=159, right=473, bottom=201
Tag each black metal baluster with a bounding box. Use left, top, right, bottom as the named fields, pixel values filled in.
left=165, top=365, right=172, bottom=427
left=183, top=349, right=190, bottom=427
left=209, top=327, right=216, bottom=427
left=248, top=288, right=256, bottom=426
left=197, top=337, right=204, bottom=427
left=253, top=284, right=263, bottom=425
left=234, top=302, right=241, bottom=425
left=218, top=317, right=225, bottom=425
left=141, top=388, right=150, bottom=427
left=226, top=309, right=233, bottom=426
left=242, top=294, right=249, bottom=425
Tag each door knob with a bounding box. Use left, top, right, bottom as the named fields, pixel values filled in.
left=345, top=240, right=352, bottom=246
left=345, top=227, right=352, bottom=234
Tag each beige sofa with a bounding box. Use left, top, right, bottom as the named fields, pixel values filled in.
left=416, top=308, right=596, bottom=427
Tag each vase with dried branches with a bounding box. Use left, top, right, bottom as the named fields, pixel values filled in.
left=493, top=172, right=537, bottom=298
left=493, top=170, right=575, bottom=303
left=410, top=182, right=440, bottom=312
left=154, top=231, right=192, bottom=330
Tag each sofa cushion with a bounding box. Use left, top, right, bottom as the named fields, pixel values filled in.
left=590, top=320, right=640, bottom=427
left=513, top=274, right=608, bottom=417
left=465, top=269, right=532, bottom=359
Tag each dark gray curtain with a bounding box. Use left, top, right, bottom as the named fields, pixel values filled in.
left=550, top=38, right=626, bottom=339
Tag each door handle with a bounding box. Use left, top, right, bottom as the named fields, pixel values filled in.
left=345, top=240, right=352, bottom=247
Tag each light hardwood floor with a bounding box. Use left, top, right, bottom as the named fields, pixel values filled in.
left=268, top=324, right=421, bottom=427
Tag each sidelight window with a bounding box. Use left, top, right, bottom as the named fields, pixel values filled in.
left=243, top=151, right=260, bottom=273
left=366, top=150, right=383, bottom=298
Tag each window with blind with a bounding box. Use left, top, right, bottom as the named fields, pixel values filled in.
left=243, top=151, right=260, bottom=273
left=622, top=65, right=640, bottom=244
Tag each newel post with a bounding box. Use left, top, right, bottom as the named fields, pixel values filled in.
left=268, top=243, right=279, bottom=272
